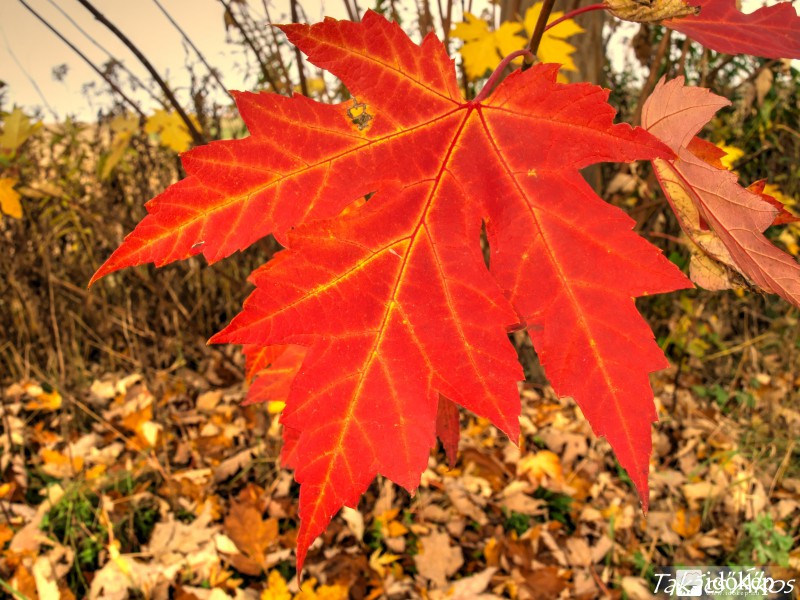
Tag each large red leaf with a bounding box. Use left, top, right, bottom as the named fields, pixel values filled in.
left=664, top=0, right=800, bottom=59
left=242, top=345, right=307, bottom=406
left=643, top=77, right=800, bottom=307
left=95, top=12, right=691, bottom=570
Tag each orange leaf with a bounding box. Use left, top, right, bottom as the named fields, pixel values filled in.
left=223, top=500, right=280, bottom=576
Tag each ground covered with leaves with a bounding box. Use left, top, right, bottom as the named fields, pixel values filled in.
left=2, top=318, right=799, bottom=599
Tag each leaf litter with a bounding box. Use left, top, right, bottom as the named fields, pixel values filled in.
left=2, top=347, right=798, bottom=599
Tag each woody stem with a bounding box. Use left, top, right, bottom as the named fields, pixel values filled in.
left=523, top=0, right=557, bottom=69
left=473, top=49, right=536, bottom=103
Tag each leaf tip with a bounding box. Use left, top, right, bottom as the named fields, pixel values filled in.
left=88, top=261, right=116, bottom=288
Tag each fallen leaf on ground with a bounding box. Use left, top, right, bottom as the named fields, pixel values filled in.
left=413, top=530, right=463, bottom=588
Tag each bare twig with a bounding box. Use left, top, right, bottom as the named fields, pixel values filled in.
left=152, top=0, right=234, bottom=102
left=524, top=0, right=557, bottom=67
left=16, top=0, right=145, bottom=117
left=290, top=0, right=309, bottom=96
left=76, top=0, right=204, bottom=143
left=633, top=29, right=672, bottom=126
left=443, top=0, right=454, bottom=46
left=44, top=0, right=164, bottom=108
left=342, top=0, right=356, bottom=22
left=262, top=0, right=293, bottom=86
left=218, top=0, right=281, bottom=92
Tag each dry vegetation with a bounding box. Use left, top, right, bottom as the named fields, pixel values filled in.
left=1, top=1, right=799, bottom=598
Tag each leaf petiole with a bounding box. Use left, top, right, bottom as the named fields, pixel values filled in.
left=545, top=3, right=607, bottom=32
left=473, top=49, right=536, bottom=103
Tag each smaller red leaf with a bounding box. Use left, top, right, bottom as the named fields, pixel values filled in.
left=436, top=396, right=460, bottom=468
left=746, top=180, right=800, bottom=227
left=644, top=77, right=800, bottom=306
left=665, top=0, right=800, bottom=59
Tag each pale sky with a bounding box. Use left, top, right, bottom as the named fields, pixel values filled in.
left=1, top=0, right=795, bottom=122
left=0, top=0, right=386, bottom=121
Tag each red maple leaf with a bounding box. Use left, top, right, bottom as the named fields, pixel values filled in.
left=665, top=0, right=800, bottom=58
left=642, top=76, right=800, bottom=306
left=93, top=12, right=691, bottom=570
left=243, top=345, right=307, bottom=406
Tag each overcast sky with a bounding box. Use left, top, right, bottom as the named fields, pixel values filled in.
left=1, top=0, right=795, bottom=123
left=0, top=0, right=364, bottom=121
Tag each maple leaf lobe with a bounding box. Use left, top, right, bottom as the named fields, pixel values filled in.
left=98, top=10, right=695, bottom=572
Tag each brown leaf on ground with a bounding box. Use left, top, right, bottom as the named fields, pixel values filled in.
left=223, top=499, right=279, bottom=575
left=413, top=530, right=463, bottom=588
left=520, top=566, right=570, bottom=599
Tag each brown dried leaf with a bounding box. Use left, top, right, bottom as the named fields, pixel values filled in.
left=223, top=501, right=279, bottom=575
left=413, top=530, right=463, bottom=588
left=605, top=0, right=699, bottom=23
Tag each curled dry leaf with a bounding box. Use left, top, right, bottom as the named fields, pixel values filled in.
left=605, top=0, right=699, bottom=23
left=606, top=0, right=800, bottom=60
left=642, top=76, right=800, bottom=308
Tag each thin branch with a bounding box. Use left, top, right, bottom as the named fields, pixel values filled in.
left=45, top=0, right=165, bottom=107
left=152, top=0, right=234, bottom=102
left=75, top=0, right=203, bottom=142
left=218, top=0, right=281, bottom=92
left=633, top=28, right=672, bottom=126
left=17, top=0, right=145, bottom=118
left=0, top=19, right=57, bottom=118
left=262, top=0, right=292, bottom=86
left=342, top=0, right=356, bottom=22
left=290, top=0, right=309, bottom=96
left=443, top=0, right=453, bottom=47
left=524, top=0, right=557, bottom=67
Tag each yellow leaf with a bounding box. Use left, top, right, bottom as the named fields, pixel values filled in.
left=295, top=77, right=327, bottom=96
left=369, top=549, right=401, bottom=578
left=671, top=508, right=701, bottom=538
left=385, top=520, right=409, bottom=537
left=484, top=537, right=501, bottom=566
left=0, top=107, right=41, bottom=154
left=111, top=113, right=139, bottom=137
left=261, top=570, right=292, bottom=600
left=267, top=400, right=286, bottom=414
left=0, top=178, right=22, bottom=219
left=715, top=143, right=744, bottom=171
left=24, top=389, right=62, bottom=411
left=762, top=183, right=796, bottom=209
left=40, top=448, right=84, bottom=478
left=517, top=450, right=564, bottom=483
left=452, top=14, right=524, bottom=80
left=453, top=4, right=583, bottom=81
left=120, top=400, right=162, bottom=448
left=145, top=109, right=200, bottom=153
left=522, top=3, right=584, bottom=73
left=101, top=113, right=140, bottom=179
left=295, top=577, right=349, bottom=600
